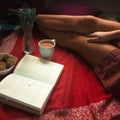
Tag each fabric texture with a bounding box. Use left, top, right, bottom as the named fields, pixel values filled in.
left=95, top=49, right=120, bottom=97
left=0, top=30, right=113, bottom=120
left=46, top=1, right=102, bottom=16
left=0, top=31, right=18, bottom=53
left=1, top=29, right=120, bottom=120
left=39, top=98, right=120, bottom=120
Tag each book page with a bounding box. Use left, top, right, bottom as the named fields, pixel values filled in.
left=0, top=74, right=54, bottom=111
left=14, top=55, right=64, bottom=85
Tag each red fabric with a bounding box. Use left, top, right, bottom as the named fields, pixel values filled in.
left=0, top=31, right=112, bottom=119
left=39, top=98, right=120, bottom=120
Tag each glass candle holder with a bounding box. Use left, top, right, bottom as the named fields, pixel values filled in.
left=17, top=8, right=36, bottom=54
left=23, top=30, right=34, bottom=54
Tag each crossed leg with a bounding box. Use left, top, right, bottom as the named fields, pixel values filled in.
left=36, top=15, right=120, bottom=96
left=36, top=15, right=120, bottom=34
left=36, top=15, right=118, bottom=67
left=38, top=26, right=116, bottom=67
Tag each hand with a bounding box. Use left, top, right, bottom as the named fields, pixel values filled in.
left=87, top=31, right=120, bottom=48
left=87, top=31, right=112, bottom=43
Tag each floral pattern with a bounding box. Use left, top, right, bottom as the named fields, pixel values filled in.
left=38, top=98, right=120, bottom=120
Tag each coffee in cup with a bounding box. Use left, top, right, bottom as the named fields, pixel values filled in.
left=38, top=39, right=56, bottom=60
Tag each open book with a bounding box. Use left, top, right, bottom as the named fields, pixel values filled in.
left=0, top=54, right=64, bottom=115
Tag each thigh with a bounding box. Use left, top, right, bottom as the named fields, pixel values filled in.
left=71, top=34, right=117, bottom=66
left=39, top=27, right=117, bottom=66
left=38, top=27, right=78, bottom=48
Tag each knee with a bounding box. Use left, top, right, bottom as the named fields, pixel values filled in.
left=76, top=15, right=98, bottom=34
left=84, top=15, right=96, bottom=21
left=83, top=15, right=97, bottom=26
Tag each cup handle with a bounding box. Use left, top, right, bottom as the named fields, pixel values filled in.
left=51, top=39, right=56, bottom=43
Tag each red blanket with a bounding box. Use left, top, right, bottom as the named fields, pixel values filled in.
left=0, top=31, right=120, bottom=120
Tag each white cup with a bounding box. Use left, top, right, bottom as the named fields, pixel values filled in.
left=38, top=39, right=56, bottom=60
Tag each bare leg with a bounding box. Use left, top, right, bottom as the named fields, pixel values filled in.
left=36, top=14, right=120, bottom=34
left=36, top=15, right=120, bottom=97
left=39, top=27, right=117, bottom=67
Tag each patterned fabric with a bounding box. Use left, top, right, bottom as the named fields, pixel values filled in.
left=1, top=31, right=120, bottom=120
left=0, top=31, right=19, bottom=53
left=39, top=98, right=120, bottom=120
left=95, top=49, right=120, bottom=97
left=4, top=98, right=120, bottom=120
